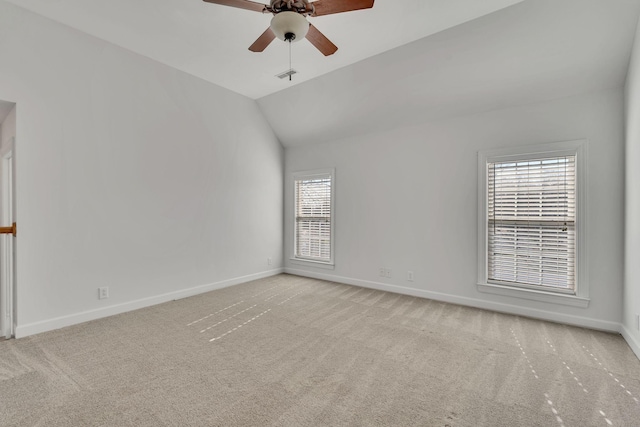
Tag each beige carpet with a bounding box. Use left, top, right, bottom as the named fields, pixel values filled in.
left=1, top=274, right=639, bottom=426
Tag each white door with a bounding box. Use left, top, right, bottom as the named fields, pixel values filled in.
left=0, top=138, right=15, bottom=338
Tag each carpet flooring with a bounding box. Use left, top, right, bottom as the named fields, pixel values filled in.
left=1, top=274, right=639, bottom=426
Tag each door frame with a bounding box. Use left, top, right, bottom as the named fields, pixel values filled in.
left=0, top=137, right=15, bottom=338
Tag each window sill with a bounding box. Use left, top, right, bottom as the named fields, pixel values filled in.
left=289, top=258, right=335, bottom=270
left=477, top=282, right=590, bottom=308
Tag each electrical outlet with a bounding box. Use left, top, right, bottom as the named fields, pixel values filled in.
left=636, top=314, right=640, bottom=331
left=407, top=271, right=414, bottom=281
left=98, top=287, right=109, bottom=300
left=267, top=257, right=272, bottom=266
left=380, top=268, right=392, bottom=278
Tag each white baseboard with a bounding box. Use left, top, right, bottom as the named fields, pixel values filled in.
left=284, top=268, right=621, bottom=333
left=15, top=268, right=284, bottom=338
left=17, top=267, right=638, bottom=361
left=620, top=324, right=640, bottom=361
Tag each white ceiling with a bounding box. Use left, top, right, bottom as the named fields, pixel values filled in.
left=259, top=0, right=640, bottom=146
left=4, top=0, right=525, bottom=99
left=4, top=0, right=640, bottom=148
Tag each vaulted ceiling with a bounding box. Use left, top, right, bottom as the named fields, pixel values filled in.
left=5, top=0, right=640, bottom=147
left=4, top=0, right=525, bottom=99
left=259, top=0, right=640, bottom=146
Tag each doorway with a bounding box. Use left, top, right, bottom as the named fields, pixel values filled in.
left=0, top=101, right=16, bottom=339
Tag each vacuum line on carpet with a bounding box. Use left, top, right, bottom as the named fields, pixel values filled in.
left=546, top=340, right=589, bottom=394
left=513, top=328, right=565, bottom=427
left=581, top=345, right=640, bottom=405
left=544, top=393, right=566, bottom=427
left=187, top=301, right=245, bottom=326
left=263, top=285, right=298, bottom=303
left=199, top=304, right=258, bottom=333
left=209, top=309, right=271, bottom=342
left=599, top=410, right=613, bottom=425
left=251, top=284, right=282, bottom=298
left=547, top=338, right=623, bottom=425
left=277, top=288, right=308, bottom=306
left=510, top=328, right=539, bottom=379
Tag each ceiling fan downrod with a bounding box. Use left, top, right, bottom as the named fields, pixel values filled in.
left=288, top=36, right=293, bottom=81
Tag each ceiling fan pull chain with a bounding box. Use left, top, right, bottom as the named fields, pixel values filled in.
left=289, top=38, right=292, bottom=81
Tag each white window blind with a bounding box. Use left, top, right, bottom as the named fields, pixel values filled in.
left=488, top=156, right=576, bottom=292
left=295, top=174, right=332, bottom=262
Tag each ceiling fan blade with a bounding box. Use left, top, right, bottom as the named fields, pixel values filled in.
left=249, top=27, right=276, bottom=52
left=202, top=0, right=267, bottom=13
left=306, top=24, right=338, bottom=56
left=311, top=0, right=374, bottom=16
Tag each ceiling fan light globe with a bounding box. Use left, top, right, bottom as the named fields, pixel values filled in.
left=270, top=11, right=309, bottom=42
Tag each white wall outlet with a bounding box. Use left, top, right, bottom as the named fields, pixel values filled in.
left=636, top=314, right=640, bottom=331
left=98, top=287, right=109, bottom=300
left=407, top=271, right=414, bottom=281
left=267, top=257, right=272, bottom=266
left=380, top=268, right=392, bottom=278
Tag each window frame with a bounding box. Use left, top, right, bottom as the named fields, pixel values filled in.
left=291, top=168, right=335, bottom=268
left=477, top=140, right=589, bottom=308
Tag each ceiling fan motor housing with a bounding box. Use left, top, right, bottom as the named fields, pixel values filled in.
left=202, top=0, right=375, bottom=56
left=270, top=11, right=309, bottom=42
left=269, top=0, right=314, bottom=15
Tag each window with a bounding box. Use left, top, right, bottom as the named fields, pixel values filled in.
left=488, top=156, right=576, bottom=291
left=293, top=169, right=334, bottom=265
left=477, top=141, right=589, bottom=307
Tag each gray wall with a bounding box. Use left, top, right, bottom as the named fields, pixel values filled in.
left=624, top=16, right=640, bottom=358
left=0, top=2, right=284, bottom=337
left=285, top=89, right=624, bottom=331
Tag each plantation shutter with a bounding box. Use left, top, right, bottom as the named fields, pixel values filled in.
left=295, top=174, right=332, bottom=261
left=488, top=156, right=576, bottom=291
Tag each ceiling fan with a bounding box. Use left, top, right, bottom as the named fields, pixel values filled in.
left=202, top=0, right=375, bottom=56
